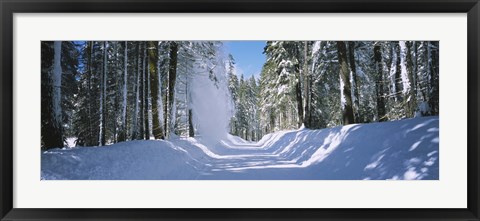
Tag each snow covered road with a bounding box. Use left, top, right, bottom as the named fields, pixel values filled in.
left=41, top=116, right=439, bottom=180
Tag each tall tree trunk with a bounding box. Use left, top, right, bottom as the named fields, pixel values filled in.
left=337, top=41, right=355, bottom=125
left=132, top=43, right=141, bottom=140
left=429, top=41, right=439, bottom=115
left=295, top=45, right=304, bottom=129
left=139, top=42, right=145, bottom=140
left=167, top=41, right=179, bottom=137
left=119, top=41, right=128, bottom=142
left=90, top=42, right=97, bottom=146
left=374, top=43, right=386, bottom=121
left=163, top=78, right=168, bottom=137
left=50, top=41, right=64, bottom=148
left=303, top=41, right=311, bottom=128
left=87, top=42, right=94, bottom=145
left=145, top=52, right=151, bottom=140
left=295, top=81, right=303, bottom=128
left=308, top=76, right=313, bottom=127
left=426, top=41, right=432, bottom=101
left=387, top=42, right=395, bottom=104
left=412, top=41, right=418, bottom=98
left=269, top=109, right=275, bottom=133
left=394, top=42, right=403, bottom=102
left=113, top=46, right=120, bottom=143
left=404, top=41, right=416, bottom=118
left=417, top=42, right=428, bottom=102
left=148, top=41, right=165, bottom=139
left=348, top=41, right=360, bottom=123
left=188, top=109, right=194, bottom=137
left=99, top=41, right=107, bottom=146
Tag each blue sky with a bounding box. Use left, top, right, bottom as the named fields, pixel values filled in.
left=223, top=41, right=266, bottom=79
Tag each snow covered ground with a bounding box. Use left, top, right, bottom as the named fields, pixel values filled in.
left=41, top=116, right=439, bottom=180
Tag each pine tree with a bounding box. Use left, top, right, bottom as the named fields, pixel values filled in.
left=348, top=41, right=361, bottom=122
left=60, top=42, right=80, bottom=143
left=98, top=41, right=107, bottom=146
left=72, top=41, right=98, bottom=146
left=166, top=41, right=179, bottom=137
left=139, top=41, right=146, bottom=140
left=52, top=41, right=63, bottom=138
left=429, top=41, right=440, bottom=115
left=132, top=43, right=141, bottom=140
left=247, top=76, right=260, bottom=140
left=144, top=44, right=151, bottom=140
left=259, top=60, right=277, bottom=134
left=118, top=41, right=128, bottom=142
left=264, top=41, right=303, bottom=130
left=302, top=41, right=312, bottom=128
left=310, top=41, right=342, bottom=128
left=373, top=42, right=387, bottom=121
left=336, top=41, right=354, bottom=125
left=41, top=41, right=64, bottom=149
left=394, top=42, right=403, bottom=103
left=237, top=74, right=248, bottom=139
left=351, top=41, right=376, bottom=123
left=399, top=41, right=417, bottom=118
left=227, top=54, right=240, bottom=135
left=148, top=41, right=165, bottom=139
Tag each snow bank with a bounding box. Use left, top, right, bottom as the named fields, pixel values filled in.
left=41, top=140, right=200, bottom=180
left=42, top=116, right=439, bottom=180
left=208, top=117, right=439, bottom=180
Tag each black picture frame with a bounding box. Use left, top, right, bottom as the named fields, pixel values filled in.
left=1, top=0, right=479, bottom=220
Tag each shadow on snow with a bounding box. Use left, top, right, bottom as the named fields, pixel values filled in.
left=41, top=116, right=439, bottom=180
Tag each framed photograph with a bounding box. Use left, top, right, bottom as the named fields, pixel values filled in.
left=1, top=0, right=479, bottom=220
